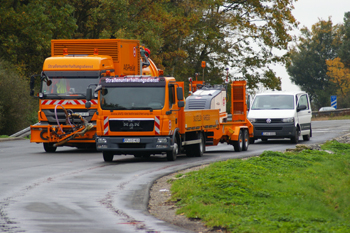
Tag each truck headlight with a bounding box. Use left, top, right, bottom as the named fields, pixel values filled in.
left=157, top=138, right=168, bottom=143
left=282, top=117, right=294, bottom=123
left=97, top=138, right=107, bottom=144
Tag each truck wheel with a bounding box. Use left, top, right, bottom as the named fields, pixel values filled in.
left=291, top=127, right=299, bottom=144
left=193, top=133, right=205, bottom=157
left=103, top=152, right=114, bottom=162
left=43, top=143, right=56, bottom=152
left=167, top=137, right=178, bottom=161
left=233, top=130, right=243, bottom=152
left=242, top=129, right=249, bottom=151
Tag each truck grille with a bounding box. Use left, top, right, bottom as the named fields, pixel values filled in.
left=109, top=119, right=154, bottom=132
left=42, top=109, right=95, bottom=124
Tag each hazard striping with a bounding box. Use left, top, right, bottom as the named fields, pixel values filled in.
left=104, top=116, right=109, bottom=135
left=155, top=116, right=160, bottom=135
left=41, top=99, right=98, bottom=105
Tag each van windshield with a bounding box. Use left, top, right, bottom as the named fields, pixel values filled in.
left=251, top=95, right=294, bottom=110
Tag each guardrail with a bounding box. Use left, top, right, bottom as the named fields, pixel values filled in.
left=9, top=123, right=39, bottom=138
left=312, top=108, right=350, bottom=118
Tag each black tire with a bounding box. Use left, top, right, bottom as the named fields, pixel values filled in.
left=242, top=129, right=249, bottom=151
left=233, top=130, right=243, bottom=152
left=193, top=133, right=205, bottom=157
left=103, top=151, right=114, bottom=162
left=291, top=127, right=299, bottom=144
left=303, top=126, right=312, bottom=141
left=185, top=146, right=193, bottom=157
left=167, top=137, right=178, bottom=161
left=43, top=143, right=57, bottom=152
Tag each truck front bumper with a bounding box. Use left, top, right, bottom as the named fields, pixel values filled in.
left=96, top=136, right=173, bottom=155
left=252, top=122, right=296, bottom=140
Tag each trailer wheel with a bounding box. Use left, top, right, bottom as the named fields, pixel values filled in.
left=193, top=133, right=205, bottom=157
left=167, top=137, right=178, bottom=161
left=43, top=143, right=56, bottom=152
left=242, top=129, right=249, bottom=151
left=233, top=130, right=243, bottom=152
left=103, top=152, right=114, bottom=162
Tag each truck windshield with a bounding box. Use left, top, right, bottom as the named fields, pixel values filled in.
left=251, top=95, right=294, bottom=110
left=101, top=87, right=165, bottom=110
left=41, top=77, right=100, bottom=98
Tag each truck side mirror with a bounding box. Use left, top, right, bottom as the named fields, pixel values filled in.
left=178, top=101, right=184, bottom=108
left=177, top=87, right=184, bottom=101
left=30, top=76, right=35, bottom=90
left=86, top=88, right=92, bottom=101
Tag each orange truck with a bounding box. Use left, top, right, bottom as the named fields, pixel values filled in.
left=29, top=39, right=160, bottom=152
left=86, top=74, right=253, bottom=162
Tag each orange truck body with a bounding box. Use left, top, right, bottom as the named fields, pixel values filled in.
left=92, top=75, right=253, bottom=161
left=30, top=39, right=160, bottom=152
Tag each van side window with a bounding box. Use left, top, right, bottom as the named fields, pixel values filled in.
left=298, top=95, right=309, bottom=110
left=169, top=84, right=175, bottom=108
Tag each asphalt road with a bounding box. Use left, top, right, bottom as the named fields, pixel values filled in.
left=1, top=120, right=350, bottom=233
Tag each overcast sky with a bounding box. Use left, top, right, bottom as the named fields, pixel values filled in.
left=277, top=0, right=350, bottom=92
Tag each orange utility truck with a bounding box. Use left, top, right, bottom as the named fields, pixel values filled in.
left=86, top=75, right=253, bottom=162
left=30, top=39, right=160, bottom=152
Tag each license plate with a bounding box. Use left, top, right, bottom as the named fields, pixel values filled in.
left=123, top=138, right=140, bottom=143
left=262, top=132, right=276, bottom=136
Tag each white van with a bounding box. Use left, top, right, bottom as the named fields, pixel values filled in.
left=247, top=91, right=312, bottom=144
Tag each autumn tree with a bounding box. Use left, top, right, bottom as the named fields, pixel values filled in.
left=326, top=57, right=350, bottom=97
left=159, top=0, right=297, bottom=91
left=286, top=19, right=341, bottom=109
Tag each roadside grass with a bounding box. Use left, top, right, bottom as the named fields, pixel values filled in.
left=170, top=140, right=350, bottom=232
left=0, top=135, right=10, bottom=138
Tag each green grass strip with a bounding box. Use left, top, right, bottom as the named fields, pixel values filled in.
left=170, top=141, right=350, bottom=232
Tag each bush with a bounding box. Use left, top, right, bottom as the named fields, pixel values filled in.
left=0, top=60, right=37, bottom=135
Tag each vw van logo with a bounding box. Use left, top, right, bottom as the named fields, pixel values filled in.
left=266, top=118, right=272, bottom=124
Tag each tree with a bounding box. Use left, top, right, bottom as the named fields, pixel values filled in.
left=159, top=0, right=298, bottom=91
left=0, top=60, right=36, bottom=135
left=286, top=19, right=341, bottom=109
left=0, top=0, right=77, bottom=75
left=326, top=57, right=350, bottom=97
left=338, top=12, right=350, bottom=68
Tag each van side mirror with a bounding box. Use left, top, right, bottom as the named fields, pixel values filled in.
left=297, top=104, right=307, bottom=112
left=177, top=87, right=184, bottom=101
